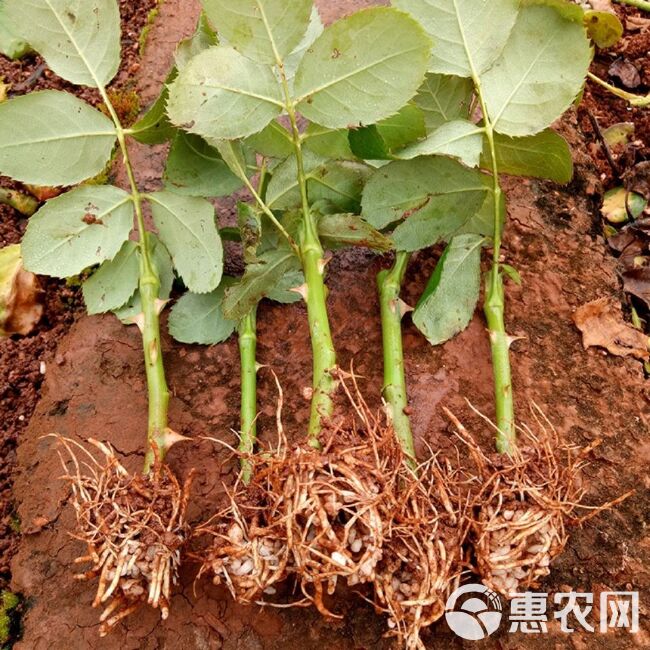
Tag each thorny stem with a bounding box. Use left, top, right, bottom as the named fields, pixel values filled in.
left=267, top=34, right=337, bottom=444
left=472, top=75, right=516, bottom=454
left=99, top=87, right=170, bottom=473
left=238, top=307, right=258, bottom=483
left=587, top=72, right=650, bottom=107
left=377, top=252, right=416, bottom=468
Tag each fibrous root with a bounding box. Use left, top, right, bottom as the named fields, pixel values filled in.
left=55, top=436, right=192, bottom=635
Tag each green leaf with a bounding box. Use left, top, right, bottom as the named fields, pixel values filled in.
left=82, top=241, right=139, bottom=314
left=483, top=129, right=574, bottom=183
left=414, top=73, right=474, bottom=131
left=396, top=120, right=484, bottom=167
left=294, top=7, right=431, bottom=129
left=0, top=2, right=30, bottom=59
left=267, top=151, right=370, bottom=213
left=394, top=0, right=519, bottom=77
left=482, top=5, right=593, bottom=137
left=202, top=0, right=312, bottom=64
left=167, top=45, right=283, bottom=140
left=21, top=186, right=133, bottom=278
left=148, top=191, right=223, bottom=293
left=132, top=13, right=218, bottom=145
left=130, top=69, right=178, bottom=145
left=245, top=120, right=293, bottom=159
left=113, top=235, right=174, bottom=323
left=304, top=124, right=355, bottom=160
left=584, top=10, right=622, bottom=49
left=361, top=157, right=487, bottom=250
left=165, top=132, right=243, bottom=197
left=168, top=279, right=237, bottom=345
left=454, top=176, right=504, bottom=238
left=349, top=104, right=426, bottom=160
left=0, top=91, right=116, bottom=186
left=377, top=104, right=427, bottom=151
left=267, top=269, right=304, bottom=303
left=413, top=234, right=483, bottom=345
left=212, top=139, right=251, bottom=182
left=5, top=0, right=120, bottom=87
left=175, top=12, right=219, bottom=70
left=222, top=247, right=299, bottom=320
left=284, top=6, right=324, bottom=80
left=318, top=213, right=393, bottom=252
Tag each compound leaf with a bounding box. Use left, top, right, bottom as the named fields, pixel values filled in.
left=82, top=240, right=139, bottom=314
left=5, top=0, right=120, bottom=87
left=294, top=8, right=431, bottom=129
left=165, top=132, right=243, bottom=197
left=201, top=0, right=312, bottom=64
left=21, top=185, right=132, bottom=277
left=414, top=73, right=474, bottom=131
left=482, top=5, right=592, bottom=137
left=396, top=119, right=484, bottom=167
left=361, top=157, right=487, bottom=251
left=167, top=45, right=283, bottom=140
left=483, top=129, right=573, bottom=183
left=284, top=6, right=324, bottom=80
left=0, top=91, right=116, bottom=186
left=113, top=235, right=174, bottom=323
left=267, top=151, right=370, bottom=212
left=318, top=213, right=393, bottom=252
left=412, top=233, right=483, bottom=345
left=222, top=247, right=299, bottom=320
left=148, top=191, right=222, bottom=293
left=168, top=279, right=237, bottom=345
left=394, top=0, right=519, bottom=77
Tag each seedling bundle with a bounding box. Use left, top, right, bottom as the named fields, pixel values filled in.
left=0, top=0, right=629, bottom=646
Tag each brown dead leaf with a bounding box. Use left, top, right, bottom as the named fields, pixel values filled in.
left=0, top=244, right=43, bottom=337
left=622, top=266, right=650, bottom=309
left=590, top=0, right=614, bottom=11
left=574, top=298, right=649, bottom=360
left=626, top=16, right=650, bottom=32
left=609, top=58, right=641, bottom=89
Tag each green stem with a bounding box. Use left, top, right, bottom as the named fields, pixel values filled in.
left=274, top=57, right=337, bottom=443
left=377, top=252, right=416, bottom=467
left=99, top=87, right=170, bottom=473
left=587, top=72, right=650, bottom=107
left=0, top=187, right=38, bottom=216
left=238, top=307, right=258, bottom=483
left=613, top=0, right=650, bottom=12
left=472, top=76, right=516, bottom=453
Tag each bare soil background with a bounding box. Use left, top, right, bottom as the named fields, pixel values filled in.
left=1, top=1, right=649, bottom=649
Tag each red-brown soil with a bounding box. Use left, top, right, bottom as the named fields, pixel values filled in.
left=2, top=1, right=649, bottom=649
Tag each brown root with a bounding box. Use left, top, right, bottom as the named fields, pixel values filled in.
left=54, top=436, right=192, bottom=636
left=445, top=405, right=632, bottom=598
left=373, top=453, right=471, bottom=650
left=197, top=373, right=403, bottom=616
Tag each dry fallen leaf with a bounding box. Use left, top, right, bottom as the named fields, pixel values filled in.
left=609, top=58, right=641, bottom=90
left=0, top=244, right=44, bottom=337
left=574, top=298, right=649, bottom=360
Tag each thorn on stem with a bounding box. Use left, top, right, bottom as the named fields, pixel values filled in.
left=290, top=283, right=309, bottom=302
